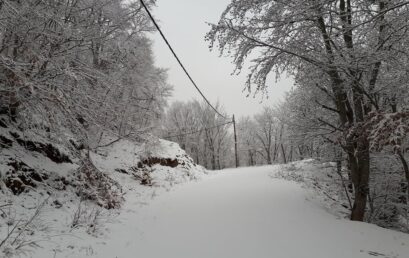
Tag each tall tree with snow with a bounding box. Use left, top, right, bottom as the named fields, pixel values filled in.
left=207, top=0, right=409, bottom=221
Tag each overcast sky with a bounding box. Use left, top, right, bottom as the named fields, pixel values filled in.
left=150, top=0, right=294, bottom=117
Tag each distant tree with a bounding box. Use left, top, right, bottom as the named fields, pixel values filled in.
left=237, top=117, right=259, bottom=166
left=162, top=101, right=232, bottom=170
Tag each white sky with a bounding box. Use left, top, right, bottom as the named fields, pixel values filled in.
left=150, top=0, right=294, bottom=117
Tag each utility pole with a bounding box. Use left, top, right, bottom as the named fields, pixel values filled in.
left=233, top=114, right=239, bottom=168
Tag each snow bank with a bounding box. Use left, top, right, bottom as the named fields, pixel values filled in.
left=91, top=138, right=207, bottom=204
left=274, top=159, right=409, bottom=232
left=0, top=123, right=206, bottom=257
left=273, top=159, right=353, bottom=219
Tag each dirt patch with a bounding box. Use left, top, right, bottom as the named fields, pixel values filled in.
left=3, top=159, right=54, bottom=195
left=51, top=176, right=71, bottom=191
left=10, top=132, right=72, bottom=163
left=5, top=178, right=26, bottom=195
left=0, top=135, right=12, bottom=148
left=137, top=157, right=179, bottom=168
left=131, top=157, right=181, bottom=186
left=0, top=117, right=7, bottom=128
left=69, top=139, right=85, bottom=151
left=115, top=168, right=129, bottom=174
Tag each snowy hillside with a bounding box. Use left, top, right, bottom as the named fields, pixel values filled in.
left=0, top=122, right=207, bottom=257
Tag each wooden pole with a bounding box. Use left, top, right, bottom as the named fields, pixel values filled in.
left=233, top=114, right=239, bottom=168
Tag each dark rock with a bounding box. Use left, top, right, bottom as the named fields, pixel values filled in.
left=0, top=118, right=7, bottom=128
left=115, top=168, right=129, bottom=174
left=10, top=132, right=72, bottom=163
left=53, top=200, right=63, bottom=208
left=42, top=143, right=72, bottom=163
left=8, top=160, right=27, bottom=171
left=5, top=178, right=25, bottom=195
left=60, top=176, right=70, bottom=186
left=69, top=139, right=85, bottom=151
left=17, top=174, right=36, bottom=188
left=0, top=135, right=12, bottom=148
left=7, top=160, right=34, bottom=173
left=30, top=171, right=43, bottom=182
left=137, top=157, right=179, bottom=168
left=3, top=159, right=50, bottom=194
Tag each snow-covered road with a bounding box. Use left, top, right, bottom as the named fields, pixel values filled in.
left=94, top=166, right=409, bottom=258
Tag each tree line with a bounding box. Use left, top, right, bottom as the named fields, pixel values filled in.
left=0, top=0, right=170, bottom=148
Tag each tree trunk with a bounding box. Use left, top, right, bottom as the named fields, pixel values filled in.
left=289, top=145, right=293, bottom=162
left=298, top=146, right=304, bottom=160
left=211, top=147, right=216, bottom=170
left=195, top=152, right=199, bottom=165
left=348, top=138, right=370, bottom=221
left=281, top=144, right=287, bottom=164
left=5, top=70, right=20, bottom=121
left=397, top=150, right=409, bottom=204
left=248, top=150, right=254, bottom=166
left=267, top=149, right=272, bottom=165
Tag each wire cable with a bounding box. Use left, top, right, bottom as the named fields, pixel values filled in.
left=165, top=121, right=233, bottom=139
left=139, top=0, right=227, bottom=119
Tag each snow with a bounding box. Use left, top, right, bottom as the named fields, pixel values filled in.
left=274, top=159, right=352, bottom=218
left=90, top=138, right=206, bottom=195
left=0, top=135, right=209, bottom=257
left=2, top=133, right=409, bottom=258
left=34, top=164, right=409, bottom=257
left=0, top=126, right=77, bottom=179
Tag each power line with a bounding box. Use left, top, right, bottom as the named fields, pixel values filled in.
left=165, top=121, right=233, bottom=139
left=139, top=0, right=227, bottom=119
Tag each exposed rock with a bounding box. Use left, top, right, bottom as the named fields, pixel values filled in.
left=30, top=171, right=45, bottom=182
left=3, top=159, right=57, bottom=194
left=0, top=117, right=7, bottom=128
left=5, top=178, right=25, bottom=195
left=53, top=199, right=63, bottom=208
left=69, top=139, right=86, bottom=151
left=137, top=157, right=179, bottom=168
left=115, top=168, right=129, bottom=174
left=0, top=135, right=12, bottom=148
left=10, top=132, right=72, bottom=163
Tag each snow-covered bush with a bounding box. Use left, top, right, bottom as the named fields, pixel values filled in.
left=368, top=154, right=409, bottom=231
left=0, top=199, right=49, bottom=257
left=70, top=201, right=107, bottom=237
left=75, top=154, right=122, bottom=209
left=276, top=158, right=409, bottom=232
left=274, top=159, right=352, bottom=218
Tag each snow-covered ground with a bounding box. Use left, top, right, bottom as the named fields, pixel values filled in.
left=37, top=164, right=409, bottom=258
left=2, top=131, right=409, bottom=258
left=0, top=128, right=208, bottom=257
